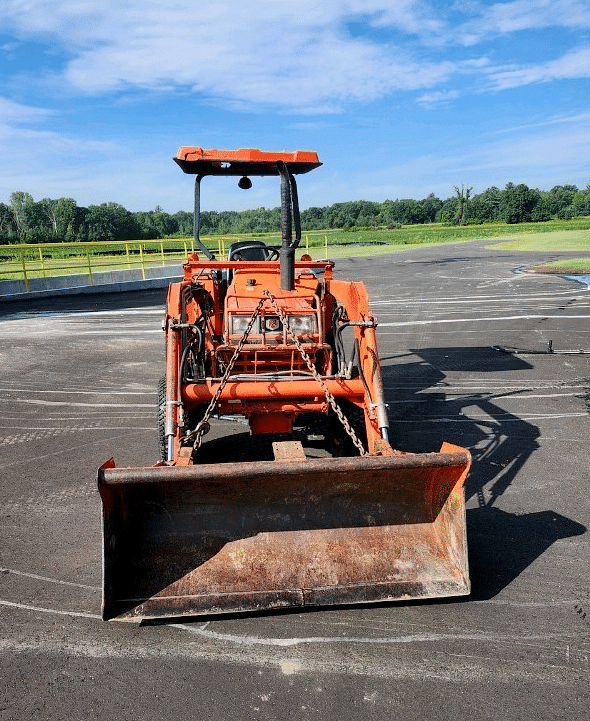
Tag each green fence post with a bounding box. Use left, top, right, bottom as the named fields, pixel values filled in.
left=305, top=234, right=309, bottom=252
left=324, top=234, right=328, bottom=255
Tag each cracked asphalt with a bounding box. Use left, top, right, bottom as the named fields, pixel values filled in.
left=1, top=239, right=589, bottom=720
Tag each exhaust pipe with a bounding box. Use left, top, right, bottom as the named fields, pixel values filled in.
left=278, top=161, right=301, bottom=291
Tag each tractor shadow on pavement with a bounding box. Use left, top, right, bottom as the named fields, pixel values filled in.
left=381, top=345, right=586, bottom=602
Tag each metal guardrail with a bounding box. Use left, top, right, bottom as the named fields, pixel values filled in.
left=0, top=238, right=201, bottom=293
left=0, top=233, right=333, bottom=293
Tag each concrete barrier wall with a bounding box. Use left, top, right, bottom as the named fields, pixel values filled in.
left=0, top=265, right=183, bottom=302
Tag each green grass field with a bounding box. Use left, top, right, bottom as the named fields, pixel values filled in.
left=526, top=257, right=590, bottom=274
left=485, top=229, right=590, bottom=252
left=303, top=218, right=590, bottom=255
left=312, top=219, right=590, bottom=267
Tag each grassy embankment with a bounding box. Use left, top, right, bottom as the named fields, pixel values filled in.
left=481, top=225, right=590, bottom=274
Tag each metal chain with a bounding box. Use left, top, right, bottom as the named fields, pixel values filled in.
left=189, top=296, right=266, bottom=453
left=264, top=290, right=367, bottom=456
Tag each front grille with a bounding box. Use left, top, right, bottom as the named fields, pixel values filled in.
left=215, top=346, right=313, bottom=375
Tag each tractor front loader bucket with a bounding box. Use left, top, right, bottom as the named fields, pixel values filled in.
left=98, top=443, right=471, bottom=622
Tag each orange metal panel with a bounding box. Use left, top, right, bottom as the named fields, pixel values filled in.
left=217, top=401, right=327, bottom=417
left=176, top=147, right=320, bottom=165
left=250, top=413, right=294, bottom=434
left=182, top=378, right=365, bottom=403
left=174, top=148, right=322, bottom=175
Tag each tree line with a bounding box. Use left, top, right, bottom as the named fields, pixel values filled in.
left=1, top=182, right=589, bottom=244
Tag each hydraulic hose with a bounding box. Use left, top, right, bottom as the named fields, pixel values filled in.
left=278, top=161, right=295, bottom=290
left=289, top=174, right=301, bottom=248
left=278, top=162, right=292, bottom=244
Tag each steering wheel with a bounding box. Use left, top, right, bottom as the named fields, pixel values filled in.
left=228, top=245, right=279, bottom=261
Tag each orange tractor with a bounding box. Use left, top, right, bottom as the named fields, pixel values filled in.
left=98, top=148, right=471, bottom=621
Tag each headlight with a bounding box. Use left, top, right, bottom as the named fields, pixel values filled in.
left=287, top=315, right=316, bottom=335
left=230, top=315, right=260, bottom=334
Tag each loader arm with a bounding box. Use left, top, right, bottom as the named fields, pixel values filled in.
left=328, top=278, right=390, bottom=451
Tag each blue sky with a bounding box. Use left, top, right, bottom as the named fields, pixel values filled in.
left=1, top=0, right=590, bottom=213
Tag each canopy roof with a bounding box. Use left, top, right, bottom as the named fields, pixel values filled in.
left=174, top=147, right=322, bottom=176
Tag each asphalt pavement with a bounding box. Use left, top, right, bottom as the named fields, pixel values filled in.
left=0, top=240, right=588, bottom=720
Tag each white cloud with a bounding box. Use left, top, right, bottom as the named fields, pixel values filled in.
left=450, top=117, right=590, bottom=188
left=416, top=89, right=459, bottom=106
left=0, top=97, right=126, bottom=206
left=3, top=106, right=590, bottom=211
left=351, top=0, right=446, bottom=35
left=488, top=46, right=590, bottom=89
left=0, top=130, right=171, bottom=209
left=489, top=110, right=590, bottom=134
left=1, top=0, right=589, bottom=109
left=0, top=96, right=54, bottom=124
left=321, top=111, right=590, bottom=203
left=0, top=1, right=459, bottom=112
left=1, top=1, right=590, bottom=210
left=456, top=0, right=590, bottom=45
